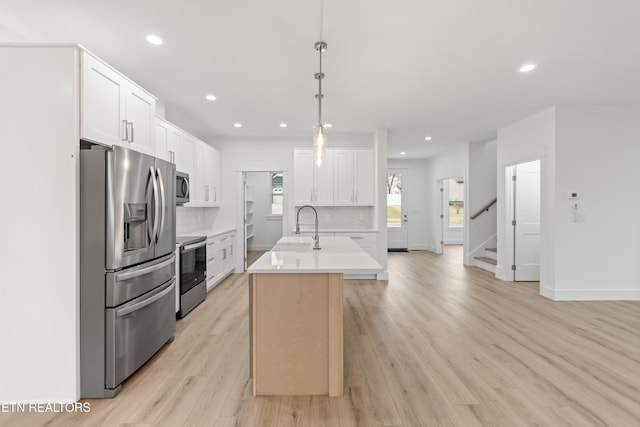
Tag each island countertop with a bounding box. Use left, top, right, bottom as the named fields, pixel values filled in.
left=247, top=236, right=383, bottom=274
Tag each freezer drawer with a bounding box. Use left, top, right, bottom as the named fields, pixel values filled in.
left=106, top=253, right=175, bottom=307
left=105, top=278, right=176, bottom=389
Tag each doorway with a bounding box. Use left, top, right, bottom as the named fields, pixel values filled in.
left=387, top=169, right=408, bottom=250
left=438, top=176, right=465, bottom=254
left=507, top=160, right=541, bottom=281
left=242, top=171, right=284, bottom=270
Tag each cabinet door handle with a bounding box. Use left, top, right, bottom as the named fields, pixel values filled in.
left=205, top=185, right=209, bottom=202
left=355, top=187, right=358, bottom=203
left=214, top=187, right=217, bottom=202
left=310, top=189, right=313, bottom=202
left=128, top=122, right=134, bottom=142
left=122, top=120, right=128, bottom=141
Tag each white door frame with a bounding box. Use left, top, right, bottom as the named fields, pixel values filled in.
left=235, top=167, right=289, bottom=272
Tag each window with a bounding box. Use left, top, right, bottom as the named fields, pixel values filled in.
left=271, top=173, right=283, bottom=215
left=386, top=173, right=402, bottom=228
left=447, top=177, right=464, bottom=228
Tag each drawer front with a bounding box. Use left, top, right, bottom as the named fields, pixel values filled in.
left=105, top=279, right=176, bottom=388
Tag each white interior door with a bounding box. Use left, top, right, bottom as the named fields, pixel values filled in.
left=514, top=160, right=541, bottom=281
left=387, top=169, right=408, bottom=250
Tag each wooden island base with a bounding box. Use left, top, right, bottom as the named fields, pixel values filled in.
left=249, top=273, right=343, bottom=397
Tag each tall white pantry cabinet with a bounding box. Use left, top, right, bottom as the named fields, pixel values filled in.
left=1, top=46, right=83, bottom=402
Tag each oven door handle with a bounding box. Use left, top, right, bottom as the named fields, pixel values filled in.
left=116, top=279, right=175, bottom=318
left=182, top=241, right=206, bottom=252
left=115, top=255, right=175, bottom=282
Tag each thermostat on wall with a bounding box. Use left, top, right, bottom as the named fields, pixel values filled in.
left=568, top=191, right=579, bottom=199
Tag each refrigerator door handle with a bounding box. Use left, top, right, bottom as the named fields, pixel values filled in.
left=156, top=168, right=166, bottom=243
left=115, top=279, right=175, bottom=318
left=150, top=166, right=159, bottom=244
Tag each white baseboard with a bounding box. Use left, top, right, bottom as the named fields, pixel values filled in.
left=471, top=258, right=496, bottom=274
left=443, top=239, right=463, bottom=245
left=495, top=265, right=511, bottom=282
left=541, top=287, right=640, bottom=301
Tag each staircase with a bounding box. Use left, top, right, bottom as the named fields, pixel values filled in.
left=473, top=247, right=497, bottom=273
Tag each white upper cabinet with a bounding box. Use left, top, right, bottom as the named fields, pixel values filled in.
left=208, top=148, right=221, bottom=207
left=333, top=150, right=355, bottom=205
left=295, top=147, right=374, bottom=206
left=167, top=127, right=182, bottom=167
left=181, top=135, right=195, bottom=178
left=81, top=53, right=125, bottom=147
left=293, top=149, right=335, bottom=206
left=81, top=52, right=156, bottom=154
left=315, top=150, right=334, bottom=205
left=184, top=138, right=220, bottom=207
left=155, top=120, right=169, bottom=161
left=156, top=118, right=184, bottom=166
left=293, top=149, right=314, bottom=205
left=124, top=86, right=155, bottom=155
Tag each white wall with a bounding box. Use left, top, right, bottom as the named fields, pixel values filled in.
left=497, top=105, right=640, bottom=300
left=425, top=146, right=468, bottom=253
left=0, top=47, right=79, bottom=402
left=466, top=140, right=497, bottom=264
left=246, top=172, right=282, bottom=251
left=496, top=108, right=555, bottom=283
left=550, top=106, right=640, bottom=300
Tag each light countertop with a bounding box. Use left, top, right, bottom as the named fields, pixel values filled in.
left=247, top=236, right=383, bottom=274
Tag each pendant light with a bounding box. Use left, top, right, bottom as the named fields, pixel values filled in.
left=313, top=41, right=327, bottom=168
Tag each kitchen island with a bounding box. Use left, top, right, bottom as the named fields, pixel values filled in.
left=247, top=236, right=382, bottom=397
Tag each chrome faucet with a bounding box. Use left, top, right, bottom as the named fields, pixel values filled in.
left=295, top=205, right=321, bottom=250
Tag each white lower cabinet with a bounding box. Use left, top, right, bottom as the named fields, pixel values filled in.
left=206, top=230, right=236, bottom=291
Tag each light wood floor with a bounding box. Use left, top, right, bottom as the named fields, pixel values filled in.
left=3, top=246, right=639, bottom=426
left=246, top=250, right=266, bottom=268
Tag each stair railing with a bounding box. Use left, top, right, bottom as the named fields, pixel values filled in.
left=470, top=198, right=497, bottom=220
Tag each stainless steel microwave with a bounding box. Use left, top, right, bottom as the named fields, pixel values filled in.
left=176, top=171, right=190, bottom=205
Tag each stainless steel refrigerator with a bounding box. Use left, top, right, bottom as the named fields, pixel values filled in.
left=80, top=144, right=176, bottom=398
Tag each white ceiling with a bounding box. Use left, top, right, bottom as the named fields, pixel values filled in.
left=1, top=0, right=639, bottom=159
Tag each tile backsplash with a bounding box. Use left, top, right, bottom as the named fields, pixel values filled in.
left=295, top=206, right=374, bottom=231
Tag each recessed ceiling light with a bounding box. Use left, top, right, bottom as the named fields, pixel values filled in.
left=424, top=136, right=432, bottom=141
left=519, top=63, right=537, bottom=73
left=324, top=123, right=333, bottom=128
left=233, top=123, right=242, bottom=128
left=280, top=123, right=288, bottom=128
left=400, top=151, right=406, bottom=155
left=146, top=35, right=163, bottom=45
left=205, top=94, right=216, bottom=101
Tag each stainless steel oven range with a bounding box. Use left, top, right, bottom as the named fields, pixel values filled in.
left=176, top=236, right=207, bottom=318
